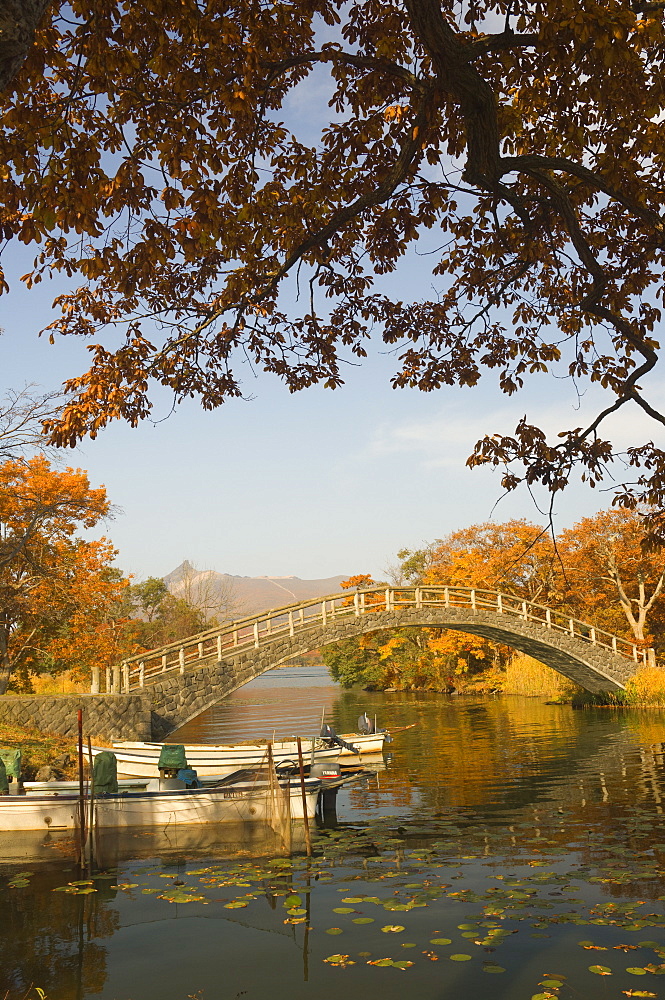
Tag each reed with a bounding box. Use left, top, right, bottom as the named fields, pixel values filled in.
left=503, top=654, right=581, bottom=700
left=624, top=666, right=665, bottom=706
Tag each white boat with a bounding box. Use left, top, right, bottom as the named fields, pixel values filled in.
left=0, top=774, right=321, bottom=832
left=23, top=777, right=151, bottom=795
left=97, top=731, right=390, bottom=778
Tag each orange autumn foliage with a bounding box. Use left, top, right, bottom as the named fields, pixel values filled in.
left=0, top=456, right=133, bottom=693
left=2, top=3, right=665, bottom=533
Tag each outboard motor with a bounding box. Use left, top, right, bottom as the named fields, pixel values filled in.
left=320, top=723, right=360, bottom=755
left=152, top=744, right=187, bottom=790
left=93, top=751, right=118, bottom=794
left=358, top=712, right=375, bottom=734
left=310, top=761, right=342, bottom=783
left=358, top=712, right=392, bottom=743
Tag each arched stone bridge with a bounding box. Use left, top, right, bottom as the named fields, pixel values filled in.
left=94, top=586, right=655, bottom=739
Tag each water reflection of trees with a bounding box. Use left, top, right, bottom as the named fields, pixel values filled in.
left=333, top=691, right=665, bottom=828
left=0, top=864, right=117, bottom=998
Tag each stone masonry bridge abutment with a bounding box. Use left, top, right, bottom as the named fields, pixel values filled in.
left=93, top=587, right=653, bottom=740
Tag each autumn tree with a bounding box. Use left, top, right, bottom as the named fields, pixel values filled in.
left=0, top=455, right=123, bottom=692
left=128, top=575, right=209, bottom=650
left=36, top=540, right=134, bottom=685
left=424, top=520, right=558, bottom=603
left=3, top=2, right=665, bottom=532
left=558, top=508, right=665, bottom=652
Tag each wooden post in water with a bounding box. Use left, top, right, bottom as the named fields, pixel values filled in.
left=87, top=736, right=95, bottom=871
left=296, top=738, right=313, bottom=857
left=77, top=709, right=86, bottom=867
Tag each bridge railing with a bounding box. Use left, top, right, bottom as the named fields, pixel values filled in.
left=92, top=586, right=654, bottom=693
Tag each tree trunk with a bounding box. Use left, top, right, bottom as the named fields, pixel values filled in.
left=0, top=0, right=51, bottom=94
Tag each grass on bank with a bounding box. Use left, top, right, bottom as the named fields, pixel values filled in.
left=0, top=721, right=78, bottom=779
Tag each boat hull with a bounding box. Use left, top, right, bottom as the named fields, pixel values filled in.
left=101, top=733, right=388, bottom=777
left=0, top=779, right=320, bottom=832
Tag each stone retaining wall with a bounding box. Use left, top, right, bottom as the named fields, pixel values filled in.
left=0, top=693, right=152, bottom=742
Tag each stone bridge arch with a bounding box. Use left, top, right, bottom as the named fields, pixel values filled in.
left=100, top=587, right=651, bottom=739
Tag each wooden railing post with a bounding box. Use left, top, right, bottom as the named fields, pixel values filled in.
left=139, top=663, right=145, bottom=688
left=321, top=600, right=327, bottom=626
left=590, top=627, right=596, bottom=645
left=90, top=666, right=100, bottom=694
left=444, top=587, right=450, bottom=608
left=122, top=663, right=130, bottom=692
left=253, top=622, right=260, bottom=648
left=546, top=609, right=551, bottom=628
left=105, top=667, right=111, bottom=693
left=217, top=635, right=222, bottom=659
left=415, top=587, right=422, bottom=609
left=496, top=593, right=503, bottom=614
left=289, top=611, right=294, bottom=636
left=471, top=589, right=476, bottom=611
left=354, top=593, right=360, bottom=617
left=179, top=647, right=185, bottom=674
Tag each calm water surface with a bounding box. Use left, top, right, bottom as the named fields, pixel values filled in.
left=2, top=665, right=665, bottom=1000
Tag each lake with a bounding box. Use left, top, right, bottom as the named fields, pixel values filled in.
left=1, top=664, right=665, bottom=1000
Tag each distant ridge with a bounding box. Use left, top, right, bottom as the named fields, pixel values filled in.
left=163, top=561, right=348, bottom=621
